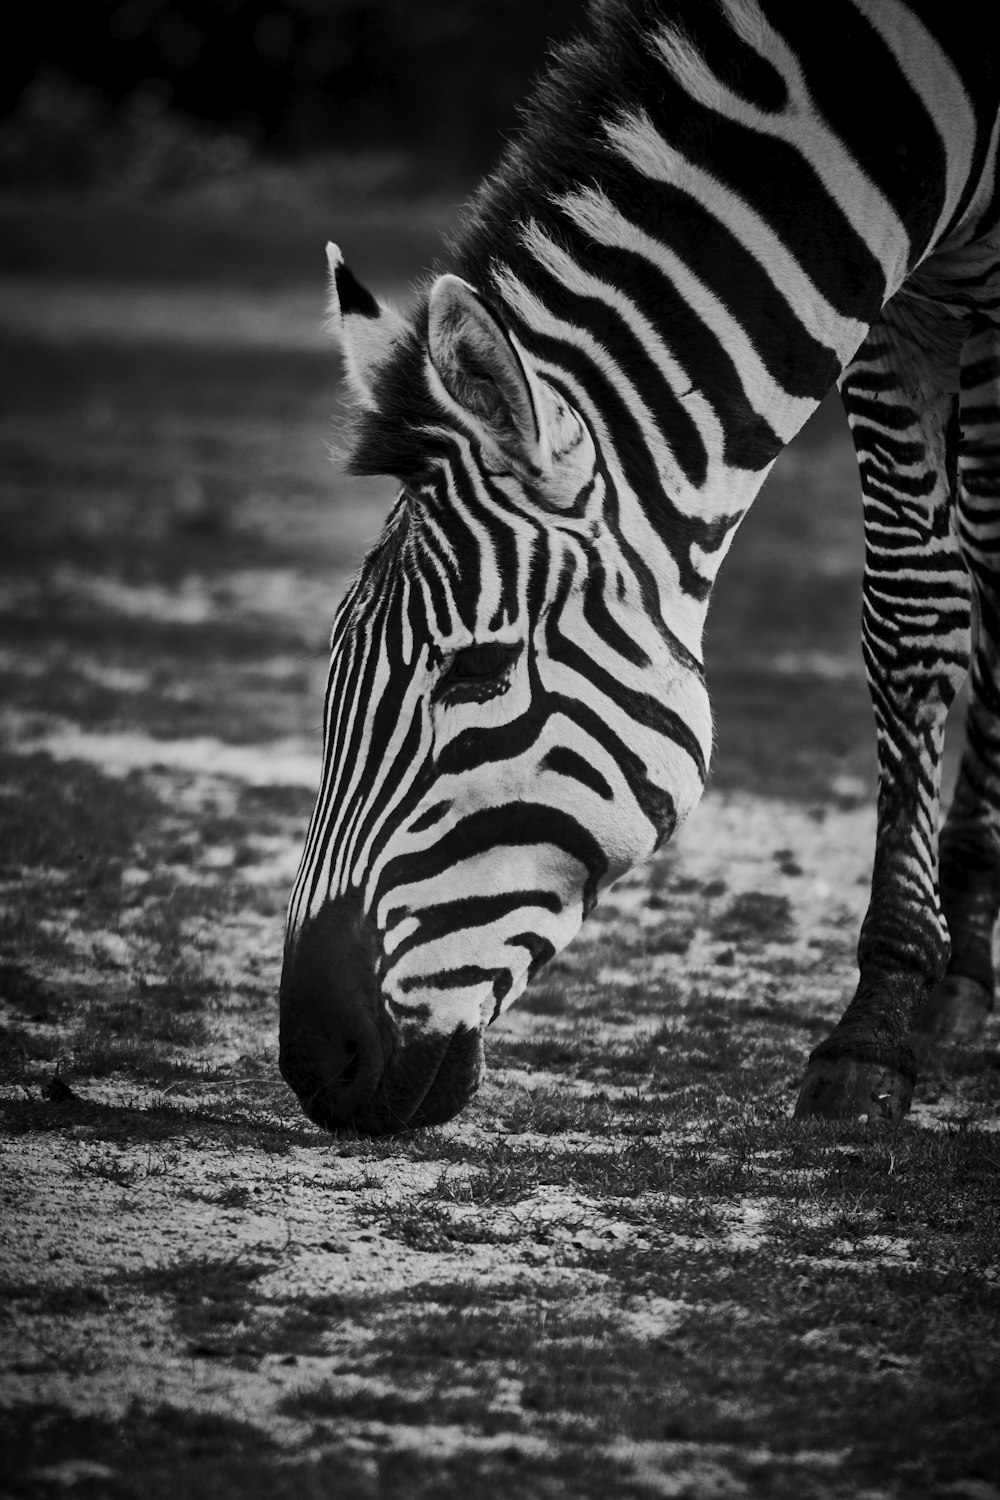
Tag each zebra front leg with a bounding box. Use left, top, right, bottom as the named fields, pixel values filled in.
left=796, top=318, right=971, bottom=1120
left=917, top=320, right=1000, bottom=1047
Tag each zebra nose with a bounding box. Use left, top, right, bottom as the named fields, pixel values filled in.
left=279, top=895, right=389, bottom=1131
left=279, top=893, right=486, bottom=1134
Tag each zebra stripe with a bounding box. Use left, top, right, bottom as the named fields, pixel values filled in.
left=280, top=0, right=1000, bottom=1133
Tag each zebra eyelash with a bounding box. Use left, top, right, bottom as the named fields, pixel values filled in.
left=435, top=641, right=524, bottom=702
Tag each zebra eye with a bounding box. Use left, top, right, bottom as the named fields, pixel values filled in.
left=445, top=642, right=521, bottom=683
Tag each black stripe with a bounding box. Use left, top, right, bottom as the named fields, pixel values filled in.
left=388, top=889, right=563, bottom=967
left=765, top=0, right=946, bottom=270
left=540, top=745, right=614, bottom=800
left=580, top=161, right=839, bottom=404
left=514, top=244, right=710, bottom=488
left=376, top=803, right=609, bottom=919
left=512, top=316, right=736, bottom=598
left=336, top=263, right=381, bottom=319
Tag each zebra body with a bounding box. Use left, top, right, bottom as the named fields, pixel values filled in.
left=280, top=0, right=1000, bottom=1133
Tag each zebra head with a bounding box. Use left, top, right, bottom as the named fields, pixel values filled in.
left=279, top=248, right=712, bottom=1134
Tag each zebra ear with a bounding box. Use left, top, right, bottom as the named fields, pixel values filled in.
left=326, top=243, right=407, bottom=405
left=426, top=274, right=546, bottom=469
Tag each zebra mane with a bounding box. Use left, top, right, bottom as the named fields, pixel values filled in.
left=346, top=0, right=788, bottom=483
left=345, top=2, right=647, bottom=482
left=456, top=0, right=785, bottom=293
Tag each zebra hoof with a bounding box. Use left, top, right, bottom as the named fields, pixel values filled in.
left=793, top=1056, right=913, bottom=1122
left=913, top=974, right=992, bottom=1049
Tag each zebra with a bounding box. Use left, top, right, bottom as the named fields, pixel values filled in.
left=280, top=0, right=1000, bottom=1134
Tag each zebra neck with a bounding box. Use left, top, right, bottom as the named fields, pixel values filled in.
left=486, top=241, right=785, bottom=654
left=459, top=133, right=884, bottom=649
left=450, top=0, right=982, bottom=640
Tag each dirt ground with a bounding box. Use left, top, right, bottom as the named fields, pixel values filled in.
left=1, top=191, right=999, bottom=1500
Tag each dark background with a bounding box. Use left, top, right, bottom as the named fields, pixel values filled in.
left=3, top=0, right=588, bottom=193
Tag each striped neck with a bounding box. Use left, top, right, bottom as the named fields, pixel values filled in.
left=447, top=0, right=968, bottom=646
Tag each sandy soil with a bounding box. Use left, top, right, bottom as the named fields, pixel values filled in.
left=3, top=262, right=998, bottom=1500
left=3, top=713, right=994, bottom=1452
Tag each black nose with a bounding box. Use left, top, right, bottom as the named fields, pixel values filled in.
left=279, top=893, right=389, bottom=1129
left=279, top=893, right=483, bottom=1134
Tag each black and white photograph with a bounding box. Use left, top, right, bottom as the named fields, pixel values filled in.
left=2, top=2, right=999, bottom=1495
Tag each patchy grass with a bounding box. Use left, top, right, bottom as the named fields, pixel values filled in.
left=1, top=1402, right=382, bottom=1500
left=0, top=1085, right=319, bottom=1153
left=712, top=891, right=795, bottom=944
left=265, top=1261, right=1000, bottom=1496
left=352, top=1129, right=997, bottom=1490
left=2, top=199, right=999, bottom=1500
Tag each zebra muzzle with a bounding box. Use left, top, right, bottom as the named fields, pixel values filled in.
left=278, top=894, right=483, bottom=1134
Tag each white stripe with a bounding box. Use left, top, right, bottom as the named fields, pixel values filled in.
left=652, top=11, right=911, bottom=294
left=603, top=108, right=867, bottom=366
left=556, top=187, right=816, bottom=444
left=850, top=0, right=978, bottom=252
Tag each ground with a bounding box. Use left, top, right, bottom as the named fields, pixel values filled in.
left=1, top=182, right=999, bottom=1500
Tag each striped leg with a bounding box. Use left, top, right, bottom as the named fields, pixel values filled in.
left=796, top=313, right=972, bottom=1120
left=917, top=320, right=1000, bottom=1045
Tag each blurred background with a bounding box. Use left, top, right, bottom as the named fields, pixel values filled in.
left=0, top=0, right=878, bottom=838
left=2, top=0, right=585, bottom=198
